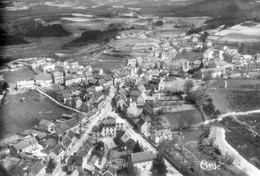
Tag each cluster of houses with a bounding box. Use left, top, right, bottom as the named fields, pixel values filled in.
left=4, top=107, right=125, bottom=176
left=15, top=58, right=115, bottom=91
left=115, top=31, right=147, bottom=40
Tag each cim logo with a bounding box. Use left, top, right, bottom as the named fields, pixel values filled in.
left=198, top=160, right=224, bottom=171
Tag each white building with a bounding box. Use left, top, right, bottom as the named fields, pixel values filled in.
left=41, top=62, right=56, bottom=72
left=35, top=74, right=53, bottom=87
left=16, top=80, right=35, bottom=90
left=101, top=116, right=126, bottom=138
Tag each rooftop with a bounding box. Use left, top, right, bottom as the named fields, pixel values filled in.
left=30, top=161, right=45, bottom=176
left=52, top=143, right=66, bottom=155
left=35, top=73, right=52, bottom=81
left=131, top=151, right=156, bottom=164
left=12, top=136, right=38, bottom=151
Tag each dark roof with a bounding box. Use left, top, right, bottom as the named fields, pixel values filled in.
left=66, top=117, right=79, bottom=128
left=143, top=104, right=154, bottom=114
left=131, top=151, right=156, bottom=164
left=77, top=149, right=87, bottom=157
left=35, top=73, right=52, bottom=81
left=136, top=118, right=146, bottom=127
left=83, top=141, right=94, bottom=153
left=55, top=126, right=65, bottom=135
left=67, top=155, right=83, bottom=166
left=102, top=117, right=116, bottom=126
left=39, top=119, right=53, bottom=127
left=67, top=130, right=75, bottom=140
left=62, top=136, right=72, bottom=148
left=116, top=130, right=125, bottom=139
left=92, top=126, right=102, bottom=133
left=52, top=144, right=66, bottom=155
left=30, top=161, right=45, bottom=176
left=103, top=167, right=117, bottom=176
left=12, top=137, right=38, bottom=151
left=98, top=79, right=106, bottom=85
left=89, top=79, right=97, bottom=84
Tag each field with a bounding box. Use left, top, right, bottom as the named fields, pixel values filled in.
left=110, top=37, right=160, bottom=48
left=220, top=117, right=260, bottom=170
left=79, top=52, right=126, bottom=70
left=0, top=36, right=77, bottom=59
left=213, top=23, right=260, bottom=43
left=3, top=67, right=35, bottom=83
left=160, top=109, right=204, bottom=129
left=0, top=90, right=72, bottom=139
left=146, top=30, right=183, bottom=39
left=211, top=79, right=260, bottom=113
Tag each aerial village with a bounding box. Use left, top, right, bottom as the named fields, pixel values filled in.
left=0, top=27, right=260, bottom=176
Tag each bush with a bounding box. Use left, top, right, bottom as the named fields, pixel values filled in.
left=154, top=20, right=164, bottom=26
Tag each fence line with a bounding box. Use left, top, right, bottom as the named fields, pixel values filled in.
left=34, top=87, right=83, bottom=114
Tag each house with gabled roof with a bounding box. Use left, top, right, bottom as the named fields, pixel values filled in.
left=143, top=104, right=154, bottom=116
left=81, top=102, right=93, bottom=113
left=67, top=130, right=77, bottom=143
left=16, top=79, right=35, bottom=90
left=98, top=79, right=106, bottom=86
left=115, top=96, right=127, bottom=112
left=28, top=161, right=46, bottom=176
left=57, top=91, right=73, bottom=104
left=94, top=98, right=105, bottom=110
left=41, top=62, right=55, bottom=72
left=102, top=166, right=117, bottom=176
left=149, top=77, right=164, bottom=92
left=136, top=117, right=150, bottom=137
left=53, top=71, right=64, bottom=84
left=38, top=119, right=55, bottom=133
left=62, top=136, right=73, bottom=153
left=35, top=73, right=53, bottom=87
left=70, top=61, right=79, bottom=69
left=72, top=96, right=83, bottom=109
left=150, top=129, right=172, bottom=144
left=47, top=143, right=66, bottom=164
left=92, top=126, right=102, bottom=141
left=10, top=136, right=38, bottom=156
left=131, top=151, right=156, bottom=169
left=67, top=155, right=84, bottom=173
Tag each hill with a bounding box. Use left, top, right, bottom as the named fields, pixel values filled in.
left=64, top=23, right=128, bottom=48
left=173, top=0, right=259, bottom=17
left=0, top=29, right=30, bottom=46
left=6, top=19, right=71, bottom=37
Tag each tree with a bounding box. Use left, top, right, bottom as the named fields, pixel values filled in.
left=154, top=62, right=158, bottom=70
left=135, top=61, right=139, bottom=68
left=154, top=20, right=164, bottom=26
left=133, top=141, right=142, bottom=153
left=202, top=71, right=213, bottom=88
left=160, top=61, right=164, bottom=70
left=201, top=31, right=209, bottom=43
left=2, top=82, right=9, bottom=91
left=116, top=82, right=120, bottom=92
left=183, top=79, right=195, bottom=93
left=151, top=154, right=167, bottom=176
left=47, top=158, right=56, bottom=173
